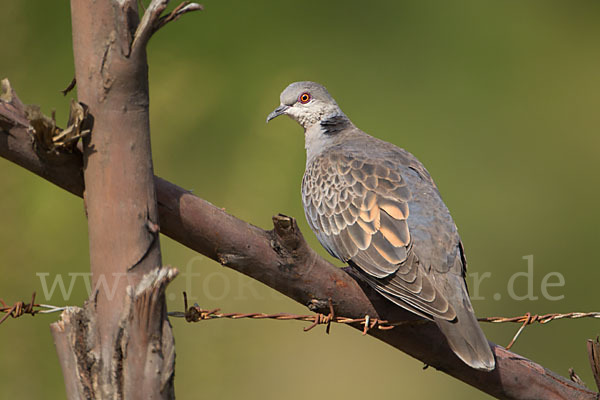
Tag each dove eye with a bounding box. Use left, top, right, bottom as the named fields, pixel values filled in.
left=299, top=92, right=311, bottom=104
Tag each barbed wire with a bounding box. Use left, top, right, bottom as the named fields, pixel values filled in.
left=0, top=292, right=65, bottom=325
left=167, top=292, right=402, bottom=335
left=168, top=292, right=600, bottom=348
left=2, top=291, right=599, bottom=350
left=478, top=312, right=600, bottom=349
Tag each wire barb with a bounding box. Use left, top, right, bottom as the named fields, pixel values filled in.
left=303, top=298, right=335, bottom=333
left=0, top=292, right=65, bottom=326
left=479, top=312, right=600, bottom=349
left=169, top=293, right=600, bottom=349
left=3, top=290, right=598, bottom=353
left=170, top=293, right=433, bottom=335
left=169, top=292, right=398, bottom=333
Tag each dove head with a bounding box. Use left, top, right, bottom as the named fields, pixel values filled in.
left=266, top=81, right=347, bottom=130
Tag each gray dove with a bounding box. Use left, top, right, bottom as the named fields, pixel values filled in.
left=267, top=81, right=495, bottom=371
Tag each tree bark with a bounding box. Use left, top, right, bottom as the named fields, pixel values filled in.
left=1, top=80, right=597, bottom=399
left=40, top=0, right=177, bottom=398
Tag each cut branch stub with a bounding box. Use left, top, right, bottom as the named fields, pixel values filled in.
left=1, top=79, right=90, bottom=158
left=0, top=79, right=85, bottom=196
left=0, top=78, right=29, bottom=130
left=587, top=337, right=600, bottom=392
left=272, top=214, right=305, bottom=254
left=50, top=266, right=178, bottom=399
left=27, top=100, right=90, bottom=156
left=122, top=266, right=178, bottom=398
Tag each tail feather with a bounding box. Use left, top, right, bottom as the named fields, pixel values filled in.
left=434, top=297, right=495, bottom=371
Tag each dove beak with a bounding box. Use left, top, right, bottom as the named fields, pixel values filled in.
left=266, top=105, right=289, bottom=123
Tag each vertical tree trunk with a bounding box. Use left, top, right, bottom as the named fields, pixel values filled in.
left=50, top=1, right=176, bottom=398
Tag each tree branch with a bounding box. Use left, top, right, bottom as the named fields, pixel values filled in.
left=133, top=0, right=203, bottom=51
left=45, top=0, right=176, bottom=397
left=1, top=82, right=597, bottom=399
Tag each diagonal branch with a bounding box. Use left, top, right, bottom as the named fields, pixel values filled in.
left=0, top=81, right=597, bottom=400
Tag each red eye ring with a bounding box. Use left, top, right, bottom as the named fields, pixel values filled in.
left=299, top=92, right=311, bottom=104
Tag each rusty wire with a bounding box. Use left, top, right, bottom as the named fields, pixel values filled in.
left=169, top=292, right=600, bottom=348
left=478, top=312, right=600, bottom=349
left=168, top=292, right=398, bottom=335
left=0, top=292, right=65, bottom=325
left=168, top=293, right=386, bottom=334
left=3, top=291, right=599, bottom=350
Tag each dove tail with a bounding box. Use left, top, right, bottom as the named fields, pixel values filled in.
left=434, top=299, right=495, bottom=371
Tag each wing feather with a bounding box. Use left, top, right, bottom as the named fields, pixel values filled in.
left=302, top=151, right=456, bottom=321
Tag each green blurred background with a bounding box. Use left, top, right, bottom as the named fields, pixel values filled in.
left=1, top=1, right=599, bottom=398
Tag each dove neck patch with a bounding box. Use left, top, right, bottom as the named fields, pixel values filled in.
left=319, top=114, right=350, bottom=135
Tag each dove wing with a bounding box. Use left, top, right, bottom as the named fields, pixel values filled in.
left=302, top=151, right=455, bottom=321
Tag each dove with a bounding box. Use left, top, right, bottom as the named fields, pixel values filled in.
left=267, top=81, right=495, bottom=371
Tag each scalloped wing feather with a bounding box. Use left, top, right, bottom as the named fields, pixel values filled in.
left=302, top=150, right=455, bottom=320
